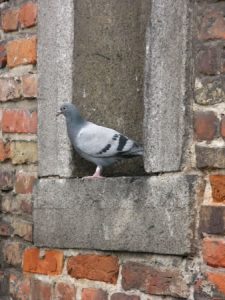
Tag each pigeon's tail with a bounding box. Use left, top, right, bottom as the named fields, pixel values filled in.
left=121, top=143, right=144, bottom=158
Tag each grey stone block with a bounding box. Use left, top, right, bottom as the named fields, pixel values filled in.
left=143, top=0, right=189, bottom=173
left=34, top=174, right=197, bottom=255
left=38, top=0, right=74, bottom=177
left=196, top=144, right=225, bottom=169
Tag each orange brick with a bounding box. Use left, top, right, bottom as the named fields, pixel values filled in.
left=203, top=238, right=225, bottom=268
left=0, top=139, right=10, bottom=162
left=2, top=8, right=19, bottom=32
left=221, top=116, right=225, bottom=139
left=22, top=74, right=37, bottom=98
left=67, top=254, right=119, bottom=284
left=210, top=175, right=225, bottom=203
left=19, top=2, right=37, bottom=28
left=15, top=172, right=36, bottom=194
left=7, top=37, right=37, bottom=68
left=23, top=248, right=64, bottom=275
left=82, top=288, right=108, bottom=300
left=207, top=272, right=225, bottom=295
left=2, top=109, right=37, bottom=133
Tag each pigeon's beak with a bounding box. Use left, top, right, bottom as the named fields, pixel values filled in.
left=56, top=111, right=62, bottom=117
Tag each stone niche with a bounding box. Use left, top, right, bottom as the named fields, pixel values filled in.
left=35, top=0, right=195, bottom=255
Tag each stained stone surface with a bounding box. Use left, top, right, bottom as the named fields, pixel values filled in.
left=34, top=174, right=197, bottom=255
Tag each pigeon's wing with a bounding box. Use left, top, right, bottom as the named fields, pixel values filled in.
left=76, top=122, right=142, bottom=158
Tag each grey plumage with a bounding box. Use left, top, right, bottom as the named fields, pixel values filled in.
left=57, top=103, right=143, bottom=178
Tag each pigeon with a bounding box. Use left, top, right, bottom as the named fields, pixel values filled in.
left=56, top=103, right=143, bottom=178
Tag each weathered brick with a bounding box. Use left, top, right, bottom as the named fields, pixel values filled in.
left=15, top=172, right=36, bottom=194
left=10, top=141, right=37, bottom=164
left=0, top=42, right=7, bottom=68
left=3, top=241, right=23, bottom=267
left=196, top=145, right=225, bottom=169
left=1, top=8, right=19, bottom=32
left=21, top=74, right=37, bottom=98
left=1, top=194, right=32, bottom=215
left=82, top=288, right=108, bottom=300
left=195, top=77, right=225, bottom=105
left=12, top=219, right=32, bottom=242
left=220, top=116, right=225, bottom=139
left=197, top=47, right=219, bottom=75
left=7, top=37, right=37, bottom=68
left=2, top=109, right=37, bottom=133
left=55, top=282, right=76, bottom=300
left=199, top=205, right=225, bottom=235
left=23, top=248, right=64, bottom=275
left=19, top=2, right=37, bottom=28
left=0, top=171, right=14, bottom=191
left=121, top=262, right=188, bottom=298
left=0, top=271, right=9, bottom=296
left=0, top=77, right=21, bottom=102
left=0, top=140, right=10, bottom=162
left=31, top=279, right=52, bottom=300
left=194, top=111, right=218, bottom=141
left=9, top=272, right=31, bottom=300
left=203, top=238, right=225, bottom=268
left=111, top=293, right=140, bottom=300
left=207, top=272, right=225, bottom=295
left=210, top=175, right=225, bottom=203
left=198, top=9, right=225, bottom=41
left=67, top=254, right=119, bottom=284
left=0, top=222, right=12, bottom=237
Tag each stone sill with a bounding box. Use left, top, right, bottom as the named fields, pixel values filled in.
left=34, top=174, right=197, bottom=255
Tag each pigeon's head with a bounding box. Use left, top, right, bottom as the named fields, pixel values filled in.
left=56, top=103, right=84, bottom=124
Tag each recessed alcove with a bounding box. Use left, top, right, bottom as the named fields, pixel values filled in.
left=35, top=0, right=194, bottom=255
left=72, top=0, right=150, bottom=177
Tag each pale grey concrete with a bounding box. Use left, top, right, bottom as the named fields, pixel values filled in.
left=143, top=0, right=189, bottom=173
left=38, top=0, right=74, bottom=177
left=34, top=174, right=197, bottom=255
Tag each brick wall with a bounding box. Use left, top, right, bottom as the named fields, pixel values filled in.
left=1, top=0, right=225, bottom=300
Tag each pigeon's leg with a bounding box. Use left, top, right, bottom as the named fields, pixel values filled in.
left=82, top=166, right=104, bottom=179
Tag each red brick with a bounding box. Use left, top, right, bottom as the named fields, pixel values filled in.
left=111, top=293, right=140, bottom=300
left=197, top=47, right=219, bottom=75
left=121, top=262, right=188, bottom=298
left=1, top=8, right=19, bottom=32
left=55, top=282, right=76, bottom=300
left=194, top=111, right=218, bottom=141
left=210, top=175, right=225, bottom=203
left=15, top=172, right=36, bottom=194
left=67, top=254, right=119, bottom=284
left=23, top=248, right=64, bottom=275
left=199, top=9, right=225, bottom=41
left=7, top=37, right=37, bottom=68
left=2, top=109, right=37, bottom=133
left=203, top=238, right=225, bottom=268
left=0, top=222, right=12, bottom=236
left=31, top=279, right=52, bottom=300
left=9, top=272, right=31, bottom=300
left=82, top=288, right=108, bottom=300
left=22, top=73, right=37, bottom=98
left=220, top=116, right=225, bottom=139
left=0, top=77, right=21, bottom=101
left=0, top=171, right=14, bottom=191
left=207, top=272, right=225, bottom=295
left=0, top=139, right=11, bottom=162
left=0, top=42, right=7, bottom=68
left=3, top=241, right=23, bottom=267
left=19, top=2, right=37, bottom=28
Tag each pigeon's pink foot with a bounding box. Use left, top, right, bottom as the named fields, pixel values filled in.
left=82, top=166, right=104, bottom=179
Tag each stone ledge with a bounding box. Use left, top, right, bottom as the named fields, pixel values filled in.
left=34, top=174, right=198, bottom=255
